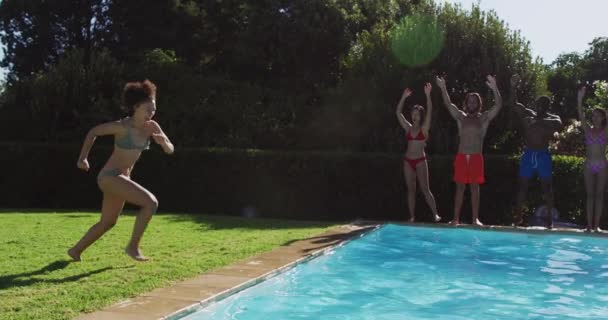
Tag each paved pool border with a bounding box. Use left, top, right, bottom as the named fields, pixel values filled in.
left=75, top=221, right=606, bottom=320
left=75, top=222, right=379, bottom=320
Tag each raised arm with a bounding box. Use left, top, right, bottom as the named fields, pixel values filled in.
left=545, top=112, right=564, bottom=132
left=395, top=88, right=413, bottom=132
left=422, top=82, right=433, bottom=133
left=576, top=86, right=590, bottom=133
left=77, top=121, right=123, bottom=171
left=435, top=76, right=463, bottom=120
left=482, top=75, right=502, bottom=121
left=509, top=73, right=536, bottom=119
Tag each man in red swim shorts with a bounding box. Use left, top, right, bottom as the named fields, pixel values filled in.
left=435, top=75, right=503, bottom=226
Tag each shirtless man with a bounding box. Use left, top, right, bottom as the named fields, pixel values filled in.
left=435, top=75, right=503, bottom=226
left=510, top=74, right=563, bottom=229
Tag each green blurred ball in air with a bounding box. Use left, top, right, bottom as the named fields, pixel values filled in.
left=390, top=13, right=444, bottom=67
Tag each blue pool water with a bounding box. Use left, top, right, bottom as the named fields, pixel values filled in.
left=181, top=224, right=608, bottom=319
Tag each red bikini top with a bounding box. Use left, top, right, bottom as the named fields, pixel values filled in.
left=406, top=130, right=426, bottom=141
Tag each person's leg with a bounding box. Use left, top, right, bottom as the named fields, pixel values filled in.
left=470, top=183, right=481, bottom=226
left=583, top=164, right=596, bottom=232
left=513, top=177, right=530, bottom=226
left=540, top=178, right=554, bottom=229
left=452, top=183, right=466, bottom=225
left=539, top=151, right=555, bottom=229
left=68, top=194, right=125, bottom=261
left=98, top=176, right=159, bottom=261
left=416, top=160, right=441, bottom=222
left=514, top=151, right=533, bottom=226
left=469, top=154, right=485, bottom=226
left=593, top=165, right=607, bottom=231
left=452, top=154, right=467, bottom=225
left=403, top=160, right=417, bottom=222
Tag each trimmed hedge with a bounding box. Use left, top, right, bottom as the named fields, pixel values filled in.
left=0, top=143, right=589, bottom=226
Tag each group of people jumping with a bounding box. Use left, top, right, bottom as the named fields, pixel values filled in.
left=66, top=74, right=603, bottom=262
left=396, top=74, right=605, bottom=233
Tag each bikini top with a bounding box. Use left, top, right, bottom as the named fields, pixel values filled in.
left=585, top=130, right=607, bottom=145
left=406, top=130, right=426, bottom=141
left=115, top=119, right=151, bottom=150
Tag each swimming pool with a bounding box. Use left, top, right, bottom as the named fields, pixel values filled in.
left=178, top=224, right=608, bottom=319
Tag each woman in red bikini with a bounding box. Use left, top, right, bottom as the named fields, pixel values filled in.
left=395, top=83, right=441, bottom=222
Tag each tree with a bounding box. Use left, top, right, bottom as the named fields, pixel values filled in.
left=306, top=2, right=543, bottom=153
left=0, top=48, right=123, bottom=141
left=0, top=0, right=111, bottom=82
left=0, top=0, right=550, bottom=153
left=547, top=37, right=608, bottom=118
left=583, top=37, right=608, bottom=82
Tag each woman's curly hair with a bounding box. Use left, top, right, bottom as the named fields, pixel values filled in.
left=122, top=79, right=157, bottom=112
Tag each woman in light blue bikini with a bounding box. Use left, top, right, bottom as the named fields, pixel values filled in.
left=576, top=86, right=607, bottom=232
left=68, top=79, right=174, bottom=261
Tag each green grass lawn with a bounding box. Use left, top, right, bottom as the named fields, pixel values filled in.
left=0, top=211, right=335, bottom=320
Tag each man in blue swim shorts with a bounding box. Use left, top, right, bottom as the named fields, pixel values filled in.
left=510, top=74, right=563, bottom=229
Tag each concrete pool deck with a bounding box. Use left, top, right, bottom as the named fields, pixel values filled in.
left=75, top=221, right=606, bottom=320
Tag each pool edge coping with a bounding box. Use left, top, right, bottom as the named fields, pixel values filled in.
left=163, top=222, right=381, bottom=320
left=75, top=220, right=608, bottom=320
left=74, top=221, right=380, bottom=320
left=166, top=221, right=608, bottom=319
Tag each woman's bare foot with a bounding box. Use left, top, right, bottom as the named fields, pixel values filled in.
left=449, top=220, right=459, bottom=226
left=67, top=248, right=81, bottom=262
left=433, top=214, right=442, bottom=222
left=585, top=227, right=593, bottom=233
left=473, top=219, right=484, bottom=226
left=125, top=247, right=149, bottom=261
left=408, top=216, right=415, bottom=223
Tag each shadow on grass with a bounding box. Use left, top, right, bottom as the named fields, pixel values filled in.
left=0, top=260, right=126, bottom=291
left=0, top=210, right=341, bottom=230
left=0, top=209, right=97, bottom=214
left=161, top=214, right=383, bottom=252
left=0, top=210, right=375, bottom=246
left=161, top=212, right=339, bottom=231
